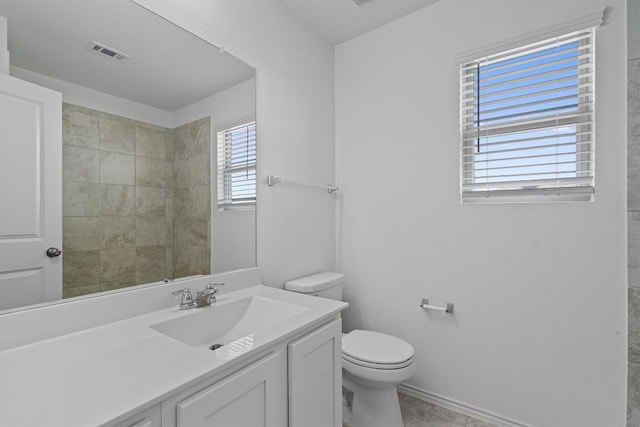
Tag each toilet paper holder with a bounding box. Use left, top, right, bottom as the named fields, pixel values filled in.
left=420, top=298, right=454, bottom=314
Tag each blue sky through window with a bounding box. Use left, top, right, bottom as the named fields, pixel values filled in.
left=469, top=40, right=581, bottom=184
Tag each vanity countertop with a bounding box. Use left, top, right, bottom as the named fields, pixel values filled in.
left=0, top=285, right=346, bottom=426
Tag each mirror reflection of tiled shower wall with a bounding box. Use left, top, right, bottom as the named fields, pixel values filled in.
left=172, top=118, right=211, bottom=278
left=62, top=103, right=211, bottom=298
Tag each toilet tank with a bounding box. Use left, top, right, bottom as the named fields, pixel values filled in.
left=284, top=272, right=344, bottom=300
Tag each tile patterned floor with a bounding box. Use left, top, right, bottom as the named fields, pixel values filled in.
left=399, top=392, right=496, bottom=427
left=343, top=392, right=497, bottom=427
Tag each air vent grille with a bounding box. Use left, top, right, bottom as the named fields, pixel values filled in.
left=84, top=41, right=130, bottom=63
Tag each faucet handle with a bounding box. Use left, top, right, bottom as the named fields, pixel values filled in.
left=171, top=288, right=195, bottom=310
left=206, top=282, right=225, bottom=293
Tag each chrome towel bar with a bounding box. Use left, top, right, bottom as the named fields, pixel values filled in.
left=266, top=175, right=339, bottom=193
left=420, top=298, right=454, bottom=314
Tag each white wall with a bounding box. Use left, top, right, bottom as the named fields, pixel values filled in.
left=335, top=0, right=627, bottom=425
left=133, top=0, right=336, bottom=287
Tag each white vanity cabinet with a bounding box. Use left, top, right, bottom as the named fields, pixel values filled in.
left=159, top=318, right=342, bottom=427
left=0, top=283, right=347, bottom=427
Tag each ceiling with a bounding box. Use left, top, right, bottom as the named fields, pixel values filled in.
left=0, top=0, right=438, bottom=111
left=275, top=0, right=441, bottom=45
left=0, top=0, right=255, bottom=111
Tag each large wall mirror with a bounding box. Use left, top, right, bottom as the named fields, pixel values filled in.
left=0, top=0, right=256, bottom=313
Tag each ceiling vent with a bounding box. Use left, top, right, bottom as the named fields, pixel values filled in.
left=352, top=0, right=371, bottom=4
left=84, top=41, right=130, bottom=63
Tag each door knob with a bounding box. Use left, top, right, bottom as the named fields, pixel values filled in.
left=46, top=247, right=62, bottom=257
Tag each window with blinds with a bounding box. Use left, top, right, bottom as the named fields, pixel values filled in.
left=460, top=28, right=595, bottom=202
left=217, top=121, right=256, bottom=209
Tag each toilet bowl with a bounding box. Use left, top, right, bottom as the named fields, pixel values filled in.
left=285, top=272, right=416, bottom=427
left=341, top=329, right=415, bottom=427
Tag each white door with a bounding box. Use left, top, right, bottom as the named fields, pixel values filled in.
left=0, top=72, right=62, bottom=311
left=177, top=353, right=281, bottom=427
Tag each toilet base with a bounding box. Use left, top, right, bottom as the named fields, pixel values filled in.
left=343, top=372, right=404, bottom=427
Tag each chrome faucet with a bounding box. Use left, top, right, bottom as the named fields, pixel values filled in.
left=195, top=283, right=225, bottom=308
left=171, top=288, right=195, bottom=310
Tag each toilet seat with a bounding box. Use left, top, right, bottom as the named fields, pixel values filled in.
left=342, top=330, right=415, bottom=370
left=342, top=352, right=414, bottom=370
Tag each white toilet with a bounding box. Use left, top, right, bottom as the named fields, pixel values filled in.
left=285, top=272, right=416, bottom=427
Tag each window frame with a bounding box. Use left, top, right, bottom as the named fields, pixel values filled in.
left=216, top=120, right=257, bottom=211
left=455, top=10, right=603, bottom=204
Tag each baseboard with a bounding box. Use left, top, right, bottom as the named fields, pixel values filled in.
left=397, top=383, right=534, bottom=427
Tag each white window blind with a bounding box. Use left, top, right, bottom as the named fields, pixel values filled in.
left=460, top=28, right=595, bottom=202
left=217, top=121, right=256, bottom=209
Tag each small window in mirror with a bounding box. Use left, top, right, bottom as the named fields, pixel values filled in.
left=217, top=121, right=256, bottom=209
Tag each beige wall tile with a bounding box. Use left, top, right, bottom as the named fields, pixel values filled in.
left=136, top=157, right=166, bottom=188
left=165, top=215, right=173, bottom=245
left=101, top=277, right=137, bottom=292
left=100, top=152, right=135, bottom=185
left=630, top=212, right=640, bottom=288
left=62, top=250, right=100, bottom=288
left=63, top=108, right=99, bottom=149
left=174, top=155, right=210, bottom=188
left=63, top=103, right=96, bottom=115
left=173, top=117, right=210, bottom=160
left=630, top=138, right=640, bottom=211
left=63, top=217, right=101, bottom=251
left=165, top=160, right=174, bottom=189
left=136, top=246, right=166, bottom=284
left=165, top=189, right=174, bottom=218
left=61, top=104, right=179, bottom=298
left=100, top=117, right=135, bottom=154
left=165, top=247, right=173, bottom=278
left=136, top=126, right=166, bottom=159
left=174, top=186, right=210, bottom=218
left=174, top=245, right=210, bottom=277
left=63, top=146, right=99, bottom=183
left=100, top=248, right=136, bottom=282
left=174, top=216, right=209, bottom=247
left=136, top=216, right=166, bottom=246
left=629, top=363, right=640, bottom=425
left=63, top=284, right=101, bottom=299
left=100, top=217, right=135, bottom=249
left=165, top=130, right=175, bottom=161
left=63, top=181, right=100, bottom=217
left=99, top=184, right=135, bottom=216
left=136, top=187, right=166, bottom=216
left=630, top=60, right=640, bottom=138
left=631, top=288, right=640, bottom=365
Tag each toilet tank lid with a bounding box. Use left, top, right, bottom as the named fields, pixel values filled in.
left=285, top=272, right=344, bottom=293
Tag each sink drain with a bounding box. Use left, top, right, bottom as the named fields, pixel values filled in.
left=209, top=343, right=224, bottom=351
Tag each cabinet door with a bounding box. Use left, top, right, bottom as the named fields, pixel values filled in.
left=177, top=353, right=280, bottom=427
left=288, top=319, right=342, bottom=427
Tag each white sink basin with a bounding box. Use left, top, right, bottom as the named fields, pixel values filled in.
left=150, top=295, right=306, bottom=348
